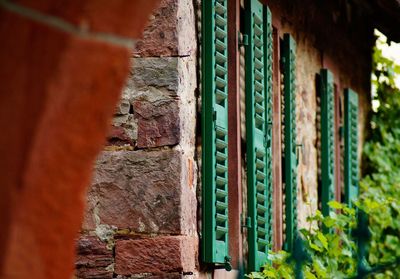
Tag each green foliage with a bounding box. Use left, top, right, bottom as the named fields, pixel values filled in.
left=360, top=31, right=400, bottom=278
left=247, top=203, right=358, bottom=279
left=247, top=31, right=400, bottom=278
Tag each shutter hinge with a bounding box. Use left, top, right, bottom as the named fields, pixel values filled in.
left=214, top=256, right=232, bottom=271
left=213, top=110, right=217, bottom=121
left=224, top=256, right=232, bottom=271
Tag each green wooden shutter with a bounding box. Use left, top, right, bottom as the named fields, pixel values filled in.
left=201, top=0, right=229, bottom=265
left=344, top=89, right=359, bottom=207
left=319, top=69, right=335, bottom=217
left=244, top=0, right=273, bottom=271
left=282, top=33, right=298, bottom=252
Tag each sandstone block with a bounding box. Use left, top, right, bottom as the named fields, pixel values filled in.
left=134, top=98, right=180, bottom=148
left=75, top=236, right=113, bottom=279
left=133, top=0, right=195, bottom=57
left=114, top=236, right=197, bottom=275
left=129, top=58, right=180, bottom=93
left=83, top=150, right=191, bottom=234
left=122, top=57, right=184, bottom=148
left=120, top=56, right=196, bottom=148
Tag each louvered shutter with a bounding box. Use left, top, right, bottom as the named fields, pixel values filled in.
left=319, top=69, right=335, bottom=217
left=244, top=0, right=273, bottom=271
left=201, top=0, right=229, bottom=265
left=344, top=89, right=359, bottom=207
left=282, top=33, right=298, bottom=252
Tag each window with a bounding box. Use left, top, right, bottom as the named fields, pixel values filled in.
left=201, top=0, right=302, bottom=272
left=200, top=0, right=362, bottom=275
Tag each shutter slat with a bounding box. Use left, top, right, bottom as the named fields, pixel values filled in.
left=282, top=33, right=298, bottom=252
left=245, top=0, right=273, bottom=271
left=201, top=0, right=229, bottom=264
left=319, top=69, right=336, bottom=218
left=344, top=89, right=359, bottom=207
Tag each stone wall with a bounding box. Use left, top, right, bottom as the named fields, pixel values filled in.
left=75, top=0, right=374, bottom=278
left=266, top=0, right=373, bottom=228
left=75, top=0, right=199, bottom=278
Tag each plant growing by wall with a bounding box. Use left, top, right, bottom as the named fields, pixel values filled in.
left=247, top=31, right=400, bottom=279
left=359, top=31, right=400, bottom=278
left=247, top=202, right=358, bottom=279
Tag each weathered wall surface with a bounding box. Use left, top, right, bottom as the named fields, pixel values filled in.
left=267, top=0, right=373, bottom=228
left=75, top=0, right=199, bottom=278
left=75, top=0, right=374, bottom=277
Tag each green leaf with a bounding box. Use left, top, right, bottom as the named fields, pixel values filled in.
left=262, top=270, right=277, bottom=278
left=304, top=270, right=317, bottom=279
left=323, top=216, right=336, bottom=228
left=279, top=265, right=293, bottom=279
left=247, top=272, right=264, bottom=279
left=317, top=232, right=328, bottom=250
left=328, top=200, right=343, bottom=210
left=309, top=241, right=323, bottom=252
left=313, top=258, right=328, bottom=277
left=342, top=206, right=356, bottom=216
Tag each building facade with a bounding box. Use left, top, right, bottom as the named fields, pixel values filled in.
left=75, top=0, right=399, bottom=278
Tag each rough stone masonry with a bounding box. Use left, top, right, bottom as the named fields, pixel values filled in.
left=75, top=0, right=375, bottom=278
left=76, top=0, right=199, bottom=278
